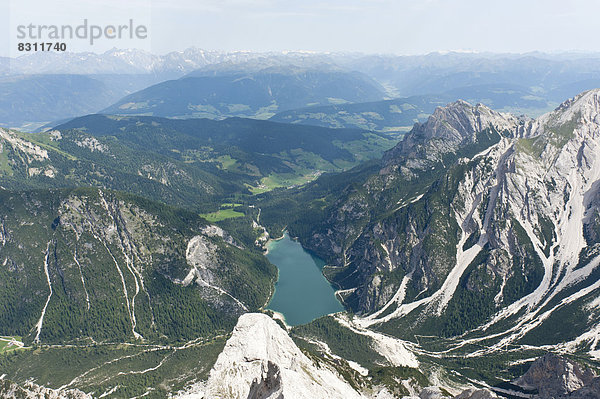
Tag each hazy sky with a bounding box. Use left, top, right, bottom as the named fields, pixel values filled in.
left=3, top=0, right=600, bottom=56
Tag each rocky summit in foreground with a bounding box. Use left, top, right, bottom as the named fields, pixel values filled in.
left=177, top=313, right=365, bottom=399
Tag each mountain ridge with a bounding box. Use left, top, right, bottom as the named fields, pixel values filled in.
left=259, top=88, right=600, bottom=350
left=100, top=67, right=387, bottom=120
left=0, top=114, right=396, bottom=212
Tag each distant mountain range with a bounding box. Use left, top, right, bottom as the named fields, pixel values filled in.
left=0, top=49, right=348, bottom=128
left=101, top=65, right=387, bottom=119
left=0, top=73, right=162, bottom=128
left=336, top=51, right=600, bottom=99
left=270, top=84, right=554, bottom=133
left=4, top=49, right=600, bottom=130
left=1, top=47, right=266, bottom=75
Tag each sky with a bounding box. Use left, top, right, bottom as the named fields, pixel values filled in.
left=2, top=0, right=600, bottom=57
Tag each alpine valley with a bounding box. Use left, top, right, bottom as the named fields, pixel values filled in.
left=3, top=49, right=600, bottom=399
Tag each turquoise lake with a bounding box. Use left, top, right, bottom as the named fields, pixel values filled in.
left=266, top=232, right=344, bottom=326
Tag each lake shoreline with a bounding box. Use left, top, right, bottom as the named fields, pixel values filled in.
left=263, top=230, right=286, bottom=255
left=264, top=232, right=344, bottom=326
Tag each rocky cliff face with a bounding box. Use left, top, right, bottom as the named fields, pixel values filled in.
left=303, top=101, right=522, bottom=307
left=381, top=100, right=521, bottom=179
left=299, top=89, right=600, bottom=350
left=185, top=313, right=366, bottom=399
left=304, top=99, right=524, bottom=312
left=515, top=353, right=600, bottom=398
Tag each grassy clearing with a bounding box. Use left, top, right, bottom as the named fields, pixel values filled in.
left=215, top=155, right=237, bottom=170
left=247, top=184, right=271, bottom=195
left=248, top=171, right=323, bottom=194
left=200, top=208, right=244, bottom=222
